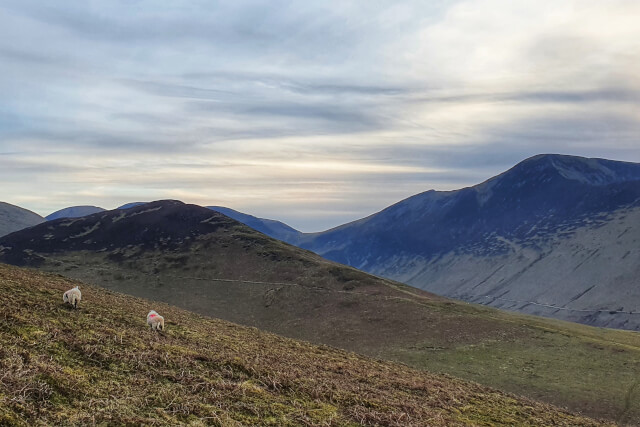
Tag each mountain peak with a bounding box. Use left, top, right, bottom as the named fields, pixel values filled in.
left=117, top=201, right=149, bottom=210
left=511, top=154, right=640, bottom=186
left=46, top=205, right=106, bottom=221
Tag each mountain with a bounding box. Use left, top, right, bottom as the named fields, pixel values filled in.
left=46, top=205, right=106, bottom=220
left=207, top=205, right=302, bottom=243
left=117, top=201, right=148, bottom=209
left=1, top=199, right=639, bottom=422
left=0, top=202, right=45, bottom=237
left=3, top=264, right=603, bottom=426
left=42, top=203, right=301, bottom=244
left=296, top=154, right=640, bottom=330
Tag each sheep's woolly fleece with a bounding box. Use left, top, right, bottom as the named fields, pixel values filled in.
left=63, top=286, right=81, bottom=308
left=147, top=310, right=165, bottom=331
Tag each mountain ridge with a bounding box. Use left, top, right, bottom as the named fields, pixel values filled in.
left=45, top=205, right=106, bottom=221
left=207, top=205, right=302, bottom=243
left=286, top=154, right=640, bottom=329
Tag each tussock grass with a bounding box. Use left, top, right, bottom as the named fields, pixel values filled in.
left=0, top=264, right=606, bottom=426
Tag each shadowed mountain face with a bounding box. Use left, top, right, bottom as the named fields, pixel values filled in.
left=0, top=202, right=45, bottom=237
left=117, top=202, right=148, bottom=210
left=207, top=206, right=302, bottom=243
left=46, top=205, right=106, bottom=220
left=293, top=154, right=640, bottom=330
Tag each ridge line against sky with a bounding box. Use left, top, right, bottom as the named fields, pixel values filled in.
left=1, top=0, right=639, bottom=231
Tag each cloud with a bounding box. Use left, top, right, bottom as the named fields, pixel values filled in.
left=0, top=0, right=639, bottom=231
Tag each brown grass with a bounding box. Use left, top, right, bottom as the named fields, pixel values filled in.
left=0, top=263, right=607, bottom=426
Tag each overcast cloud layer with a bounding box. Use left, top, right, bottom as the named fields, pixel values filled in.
left=1, top=0, right=639, bottom=231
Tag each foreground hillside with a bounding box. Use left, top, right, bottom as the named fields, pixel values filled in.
left=1, top=200, right=640, bottom=423
left=0, top=264, right=603, bottom=426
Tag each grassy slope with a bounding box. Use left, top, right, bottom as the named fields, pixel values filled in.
left=0, top=264, right=605, bottom=426
left=34, top=236, right=640, bottom=424
left=385, top=308, right=640, bottom=426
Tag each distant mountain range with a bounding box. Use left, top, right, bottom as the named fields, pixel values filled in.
left=0, top=202, right=44, bottom=237
left=117, top=202, right=148, bottom=210
left=45, top=202, right=151, bottom=220
left=206, top=206, right=301, bottom=243
left=38, top=202, right=302, bottom=240
left=46, top=205, right=106, bottom=220
left=0, top=200, right=299, bottom=241
left=291, top=154, right=640, bottom=330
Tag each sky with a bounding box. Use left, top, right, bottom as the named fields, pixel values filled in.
left=1, top=0, right=639, bottom=231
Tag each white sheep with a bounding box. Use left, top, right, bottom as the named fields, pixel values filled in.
left=147, top=310, right=165, bottom=331
left=63, top=286, right=82, bottom=309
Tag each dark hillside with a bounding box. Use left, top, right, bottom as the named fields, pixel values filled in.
left=208, top=205, right=302, bottom=244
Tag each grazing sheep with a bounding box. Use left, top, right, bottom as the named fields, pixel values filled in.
left=63, top=286, right=82, bottom=309
left=147, top=310, right=165, bottom=331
